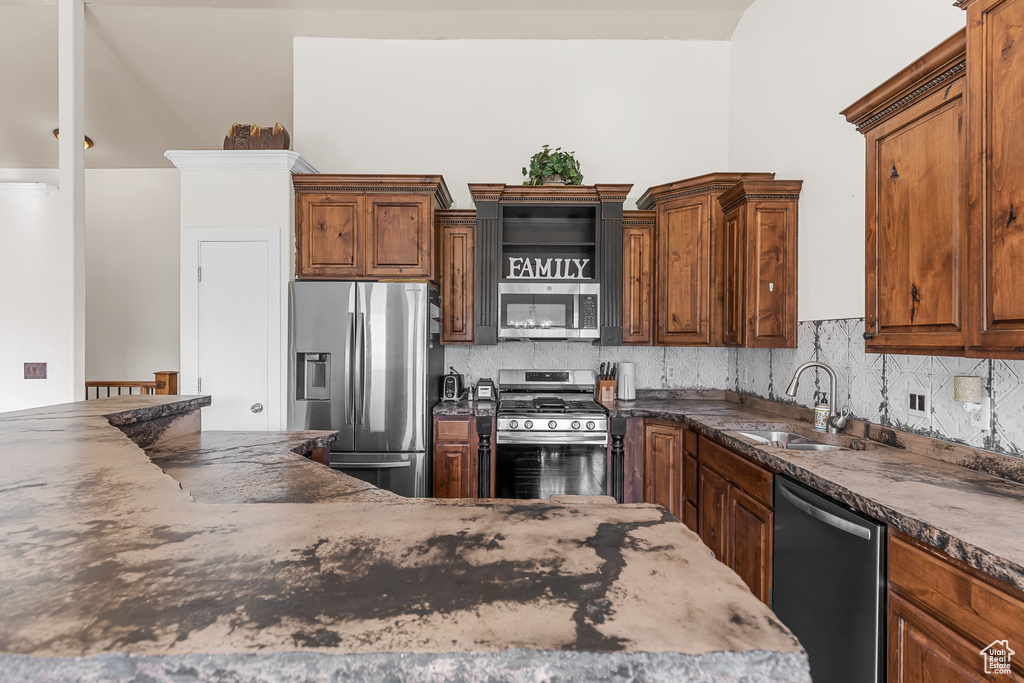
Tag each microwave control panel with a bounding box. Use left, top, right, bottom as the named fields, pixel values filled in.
left=580, top=295, right=598, bottom=329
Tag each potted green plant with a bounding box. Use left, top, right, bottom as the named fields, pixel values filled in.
left=522, top=145, right=584, bottom=186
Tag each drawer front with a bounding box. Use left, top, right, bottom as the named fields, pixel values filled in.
left=435, top=417, right=472, bottom=443
left=889, top=532, right=1024, bottom=667
left=699, top=436, right=772, bottom=507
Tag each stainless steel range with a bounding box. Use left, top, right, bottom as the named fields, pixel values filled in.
left=495, top=369, right=608, bottom=499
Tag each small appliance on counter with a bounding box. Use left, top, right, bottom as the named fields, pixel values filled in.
left=475, top=378, right=496, bottom=402
left=442, top=367, right=464, bottom=402
left=617, top=362, right=636, bottom=400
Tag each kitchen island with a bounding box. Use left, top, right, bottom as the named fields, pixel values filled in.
left=0, top=396, right=808, bottom=682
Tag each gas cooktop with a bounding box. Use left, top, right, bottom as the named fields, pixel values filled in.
left=497, top=397, right=604, bottom=415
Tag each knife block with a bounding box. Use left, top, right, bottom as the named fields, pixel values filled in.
left=597, top=380, right=616, bottom=403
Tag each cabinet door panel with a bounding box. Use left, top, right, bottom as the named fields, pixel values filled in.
left=433, top=444, right=469, bottom=499
left=365, top=195, right=433, bottom=277
left=657, top=199, right=711, bottom=345
left=749, top=204, right=794, bottom=346
left=699, top=466, right=729, bottom=563
left=440, top=225, right=474, bottom=344
left=643, top=421, right=684, bottom=520
left=623, top=224, right=654, bottom=345
left=299, top=194, right=363, bottom=278
left=888, top=591, right=1007, bottom=683
left=868, top=80, right=965, bottom=353
left=729, top=487, right=772, bottom=605
left=721, top=209, right=744, bottom=346
left=968, top=0, right=1024, bottom=355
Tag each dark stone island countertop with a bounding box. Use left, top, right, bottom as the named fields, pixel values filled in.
left=604, top=394, right=1024, bottom=594
left=0, top=396, right=809, bottom=683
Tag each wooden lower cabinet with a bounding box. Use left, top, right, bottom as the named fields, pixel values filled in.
left=698, top=466, right=729, bottom=563
left=683, top=430, right=699, bottom=532
left=728, top=486, right=773, bottom=605
left=432, top=416, right=477, bottom=498
left=889, top=592, right=997, bottom=683
left=888, top=530, right=1024, bottom=681
left=697, top=435, right=774, bottom=606
left=642, top=419, right=686, bottom=521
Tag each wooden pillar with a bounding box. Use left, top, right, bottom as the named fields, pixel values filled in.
left=610, top=416, right=627, bottom=503
left=476, top=415, right=492, bottom=498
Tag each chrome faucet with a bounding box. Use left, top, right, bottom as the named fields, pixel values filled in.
left=785, top=361, right=847, bottom=433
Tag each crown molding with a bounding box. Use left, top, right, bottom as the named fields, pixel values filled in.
left=0, top=182, right=57, bottom=200
left=163, top=150, right=319, bottom=174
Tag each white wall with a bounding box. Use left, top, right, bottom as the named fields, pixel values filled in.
left=0, top=169, right=181, bottom=412
left=729, top=0, right=965, bottom=321
left=294, top=38, right=733, bottom=209
left=0, top=169, right=76, bottom=412
left=85, top=169, right=180, bottom=383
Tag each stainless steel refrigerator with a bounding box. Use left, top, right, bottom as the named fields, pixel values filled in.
left=288, top=281, right=443, bottom=497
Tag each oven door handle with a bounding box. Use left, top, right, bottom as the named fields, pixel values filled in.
left=496, top=433, right=608, bottom=446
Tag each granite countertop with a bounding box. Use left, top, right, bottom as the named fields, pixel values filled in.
left=604, top=395, right=1024, bottom=593
left=0, top=396, right=808, bottom=682
left=433, top=399, right=497, bottom=416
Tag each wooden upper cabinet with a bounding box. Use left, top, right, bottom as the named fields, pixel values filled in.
left=637, top=172, right=775, bottom=347
left=622, top=211, right=654, bottom=345
left=843, top=29, right=968, bottom=356
left=961, top=0, right=1024, bottom=357
left=643, top=420, right=685, bottom=520
left=293, top=175, right=452, bottom=281
left=717, top=180, right=802, bottom=348
left=298, top=193, right=363, bottom=279
left=364, top=194, right=433, bottom=277
left=436, top=210, right=476, bottom=345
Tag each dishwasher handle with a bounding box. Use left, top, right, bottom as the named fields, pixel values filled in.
left=779, top=482, right=872, bottom=540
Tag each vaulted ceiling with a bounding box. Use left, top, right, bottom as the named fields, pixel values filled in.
left=0, top=0, right=756, bottom=169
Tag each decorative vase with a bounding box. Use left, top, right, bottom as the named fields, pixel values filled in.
left=542, top=174, right=566, bottom=185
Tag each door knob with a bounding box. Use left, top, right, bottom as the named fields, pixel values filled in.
left=251, top=403, right=264, bottom=413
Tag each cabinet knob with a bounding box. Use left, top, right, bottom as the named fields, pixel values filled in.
left=251, top=403, right=264, bottom=413
left=863, top=332, right=875, bottom=340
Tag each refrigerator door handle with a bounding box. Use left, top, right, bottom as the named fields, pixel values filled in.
left=355, top=312, right=366, bottom=425
left=346, top=312, right=356, bottom=424
left=778, top=483, right=872, bottom=540
left=333, top=460, right=413, bottom=470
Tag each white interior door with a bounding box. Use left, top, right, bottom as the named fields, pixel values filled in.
left=198, top=240, right=269, bottom=430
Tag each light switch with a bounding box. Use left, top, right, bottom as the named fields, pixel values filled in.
left=24, top=362, right=47, bottom=379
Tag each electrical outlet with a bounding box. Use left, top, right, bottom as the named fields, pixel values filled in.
left=666, top=364, right=678, bottom=382
left=970, top=397, right=992, bottom=428
left=908, top=389, right=929, bottom=418
left=743, top=367, right=749, bottom=384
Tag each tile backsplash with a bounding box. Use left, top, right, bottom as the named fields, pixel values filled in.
left=443, top=343, right=730, bottom=392
left=734, top=318, right=1023, bottom=460
left=446, top=318, right=1024, bottom=460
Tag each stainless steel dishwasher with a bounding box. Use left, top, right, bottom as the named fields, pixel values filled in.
left=773, top=476, right=886, bottom=683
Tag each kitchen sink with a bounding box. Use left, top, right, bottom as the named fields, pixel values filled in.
left=735, top=430, right=845, bottom=452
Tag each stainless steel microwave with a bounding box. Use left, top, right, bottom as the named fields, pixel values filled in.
left=497, top=282, right=600, bottom=340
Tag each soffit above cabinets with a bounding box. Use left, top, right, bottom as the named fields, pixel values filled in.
left=0, top=1, right=754, bottom=170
